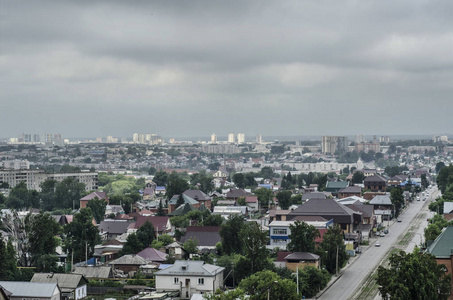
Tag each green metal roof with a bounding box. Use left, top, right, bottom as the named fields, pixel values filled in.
left=425, top=226, right=453, bottom=258
left=325, top=181, right=349, bottom=192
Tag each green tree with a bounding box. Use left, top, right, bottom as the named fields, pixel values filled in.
left=203, top=288, right=247, bottom=300
left=239, top=222, right=268, bottom=273
left=255, top=188, right=273, bottom=210
left=26, top=212, right=61, bottom=272
left=421, top=174, right=429, bottom=190
left=148, top=167, right=157, bottom=175
left=156, top=200, right=166, bottom=216
left=238, top=270, right=298, bottom=300
left=260, top=166, right=275, bottom=179
left=153, top=170, right=168, bottom=186
left=136, top=220, right=156, bottom=248
left=287, top=220, right=320, bottom=253
left=352, top=172, right=365, bottom=184
left=202, top=214, right=224, bottom=226
left=233, top=173, right=246, bottom=189
left=63, top=208, right=101, bottom=263
left=120, top=233, right=144, bottom=255
left=220, top=215, right=245, bottom=255
left=377, top=250, right=451, bottom=300
left=86, top=197, right=107, bottom=224
left=6, top=182, right=39, bottom=209
left=40, top=179, right=58, bottom=211
left=276, top=190, right=292, bottom=210
left=55, top=177, right=86, bottom=209
left=0, top=239, right=16, bottom=280
left=436, top=162, right=446, bottom=174
left=390, top=187, right=405, bottom=217
left=183, top=238, right=199, bottom=258
left=166, top=173, right=189, bottom=198
left=318, top=225, right=347, bottom=274
left=437, top=164, right=453, bottom=193
left=297, top=266, right=331, bottom=298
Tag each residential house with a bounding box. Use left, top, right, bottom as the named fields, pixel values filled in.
left=79, top=191, right=109, bottom=209
left=154, top=260, right=224, bottom=299
left=165, top=242, right=185, bottom=260
left=425, top=226, right=453, bottom=300
left=105, top=204, right=124, bottom=216
left=268, top=218, right=333, bottom=250
left=0, top=282, right=60, bottom=300
left=93, top=239, right=123, bottom=262
left=388, top=175, right=408, bottom=188
left=0, top=286, right=10, bottom=300
left=245, top=196, right=259, bottom=211
left=369, top=194, right=393, bottom=222
left=99, top=219, right=131, bottom=240
left=288, top=198, right=362, bottom=233
left=302, top=192, right=326, bottom=202
left=364, top=175, right=388, bottom=192
left=73, top=266, right=112, bottom=280
left=168, top=194, right=200, bottom=214
left=345, top=201, right=375, bottom=239
left=109, top=254, right=149, bottom=275
left=137, top=247, right=168, bottom=264
left=31, top=273, right=87, bottom=300
left=183, top=190, right=212, bottom=210
left=269, top=209, right=292, bottom=222
left=130, top=216, right=172, bottom=235
left=155, top=186, right=166, bottom=195
left=284, top=252, right=320, bottom=271
left=180, top=226, right=221, bottom=252
left=225, top=188, right=249, bottom=200
left=325, top=181, right=349, bottom=196
left=212, top=206, right=248, bottom=218
left=338, top=186, right=362, bottom=199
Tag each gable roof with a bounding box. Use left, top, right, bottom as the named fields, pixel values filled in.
left=155, top=260, right=224, bottom=277
left=346, top=201, right=374, bottom=219
left=226, top=188, right=249, bottom=199
left=180, top=226, right=221, bottom=247
left=369, top=194, right=392, bottom=205
left=134, top=216, right=170, bottom=230
left=325, top=181, right=349, bottom=190
left=288, top=198, right=361, bottom=224
left=136, top=247, right=168, bottom=262
left=364, top=175, right=387, bottom=183
left=168, top=194, right=199, bottom=205
left=302, top=192, right=326, bottom=201
left=183, top=190, right=211, bottom=201
left=99, top=220, right=131, bottom=235
left=31, top=273, right=87, bottom=291
left=444, top=202, right=453, bottom=214
left=338, top=186, right=362, bottom=194
left=169, top=203, right=197, bottom=216
left=0, top=281, right=60, bottom=298
left=109, top=254, right=148, bottom=266
left=80, top=191, right=108, bottom=201
left=284, top=252, right=320, bottom=262
left=425, top=226, right=453, bottom=258
left=73, top=266, right=112, bottom=279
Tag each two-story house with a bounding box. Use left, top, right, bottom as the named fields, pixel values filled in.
left=155, top=260, right=224, bottom=299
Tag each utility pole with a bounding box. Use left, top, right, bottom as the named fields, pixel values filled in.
left=296, top=265, right=299, bottom=294
left=336, top=245, right=339, bottom=276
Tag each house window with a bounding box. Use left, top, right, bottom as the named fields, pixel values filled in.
left=272, top=229, right=287, bottom=235
left=174, top=277, right=179, bottom=284
left=198, top=278, right=205, bottom=285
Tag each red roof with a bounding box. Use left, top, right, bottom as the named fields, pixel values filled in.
left=80, top=191, right=108, bottom=201
left=315, top=228, right=328, bottom=244
left=276, top=251, right=293, bottom=262
left=185, top=226, right=221, bottom=233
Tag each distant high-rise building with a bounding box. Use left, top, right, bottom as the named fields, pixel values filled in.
left=33, top=134, right=40, bottom=143
left=237, top=133, right=245, bottom=144
left=256, top=134, right=262, bottom=144
left=24, top=134, right=32, bottom=143
left=321, top=136, right=348, bottom=154
left=54, top=133, right=63, bottom=146
left=356, top=135, right=364, bottom=143
left=133, top=133, right=139, bottom=143
left=379, top=136, right=390, bottom=143
left=45, top=133, right=53, bottom=145
left=441, top=136, right=449, bottom=142
left=139, top=134, right=145, bottom=144
left=228, top=133, right=235, bottom=143
left=211, top=133, right=217, bottom=143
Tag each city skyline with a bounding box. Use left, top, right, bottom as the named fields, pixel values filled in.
left=2, top=1, right=453, bottom=137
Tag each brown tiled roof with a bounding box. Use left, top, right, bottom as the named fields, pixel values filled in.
left=284, top=252, right=320, bottom=262
left=134, top=216, right=169, bottom=231
left=80, top=191, right=108, bottom=201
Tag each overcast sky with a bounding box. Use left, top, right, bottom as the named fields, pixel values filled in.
left=1, top=0, right=453, bottom=139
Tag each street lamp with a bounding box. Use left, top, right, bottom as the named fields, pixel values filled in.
left=268, top=281, right=278, bottom=300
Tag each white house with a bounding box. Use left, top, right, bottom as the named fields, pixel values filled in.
left=154, top=260, right=224, bottom=299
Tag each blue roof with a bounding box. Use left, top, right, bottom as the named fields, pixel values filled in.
left=258, top=184, right=272, bottom=189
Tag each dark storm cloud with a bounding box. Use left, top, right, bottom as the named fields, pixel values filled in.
left=1, top=0, right=453, bottom=138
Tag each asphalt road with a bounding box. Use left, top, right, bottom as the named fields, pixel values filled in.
left=318, top=187, right=440, bottom=300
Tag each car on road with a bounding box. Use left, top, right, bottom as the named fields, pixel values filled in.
left=379, top=232, right=385, bottom=237
left=397, top=218, right=401, bottom=222
left=383, top=229, right=389, bottom=234
left=375, top=241, right=381, bottom=247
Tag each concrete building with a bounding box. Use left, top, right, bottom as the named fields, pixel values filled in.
left=210, top=133, right=217, bottom=144
left=228, top=133, right=235, bottom=143
left=256, top=134, right=262, bottom=144
left=2, top=160, right=30, bottom=170
left=155, top=260, right=224, bottom=299
left=237, top=133, right=245, bottom=144
left=321, top=136, right=348, bottom=154
left=0, top=170, right=98, bottom=191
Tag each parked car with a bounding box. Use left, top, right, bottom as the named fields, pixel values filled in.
left=380, top=232, right=385, bottom=237
left=383, top=229, right=389, bottom=234
left=397, top=218, right=402, bottom=222
left=375, top=241, right=381, bottom=247
left=356, top=247, right=362, bottom=254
